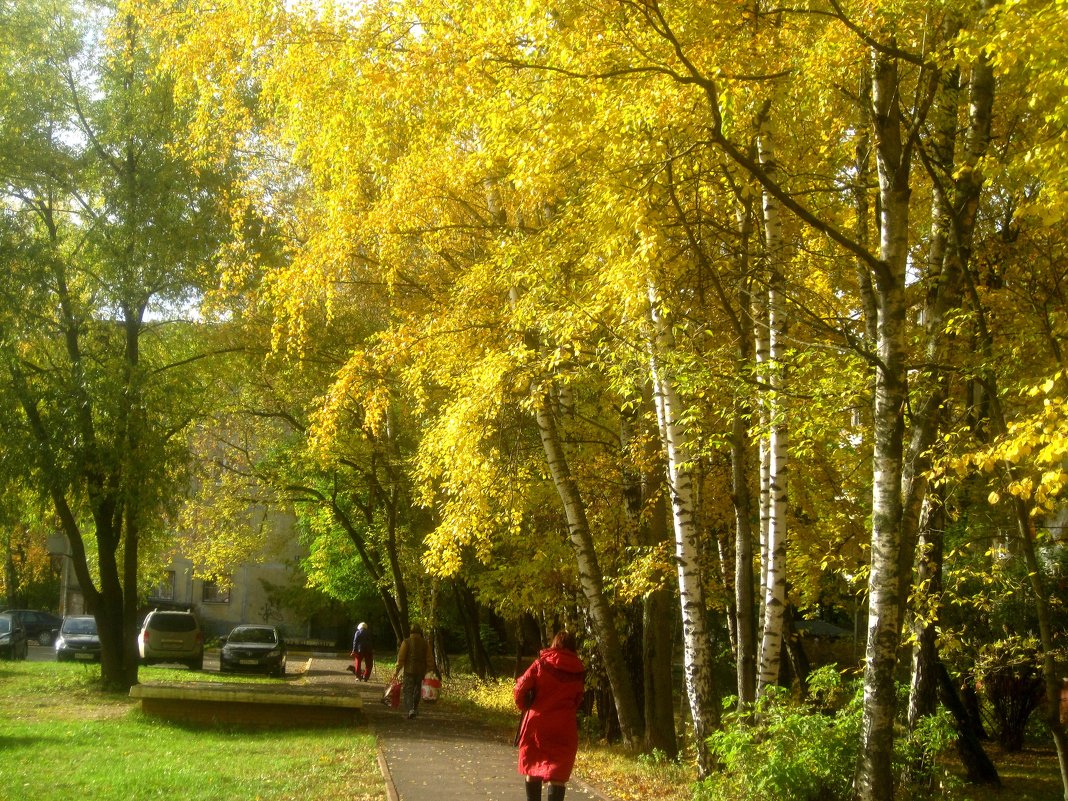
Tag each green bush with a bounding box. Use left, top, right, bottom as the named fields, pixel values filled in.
left=695, top=667, right=957, bottom=801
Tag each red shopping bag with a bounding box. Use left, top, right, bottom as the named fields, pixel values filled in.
left=382, top=678, right=401, bottom=708
left=421, top=673, right=441, bottom=702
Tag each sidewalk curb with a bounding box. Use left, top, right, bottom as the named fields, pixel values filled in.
left=376, top=738, right=400, bottom=801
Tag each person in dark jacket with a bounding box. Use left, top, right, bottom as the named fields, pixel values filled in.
left=392, top=623, right=434, bottom=719
left=349, top=622, right=373, bottom=681
left=514, top=630, right=586, bottom=801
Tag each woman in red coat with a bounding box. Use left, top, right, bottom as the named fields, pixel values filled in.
left=514, top=630, right=586, bottom=801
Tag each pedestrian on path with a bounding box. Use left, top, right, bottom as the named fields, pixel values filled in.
left=349, top=622, right=374, bottom=681
left=392, top=623, right=435, bottom=719
left=513, top=630, right=586, bottom=801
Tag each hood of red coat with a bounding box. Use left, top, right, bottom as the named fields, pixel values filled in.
left=539, top=647, right=584, bottom=676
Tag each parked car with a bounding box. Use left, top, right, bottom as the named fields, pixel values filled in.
left=138, top=609, right=203, bottom=670
left=0, top=613, right=29, bottom=660
left=55, top=615, right=102, bottom=662
left=219, top=625, right=287, bottom=677
left=2, top=609, right=62, bottom=645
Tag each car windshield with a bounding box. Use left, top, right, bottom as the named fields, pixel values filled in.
left=0, top=618, right=9, bottom=634
left=229, top=627, right=276, bottom=644
left=62, top=618, right=97, bottom=635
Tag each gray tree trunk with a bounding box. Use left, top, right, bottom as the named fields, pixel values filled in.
left=535, top=393, right=644, bottom=746
left=622, top=396, right=679, bottom=757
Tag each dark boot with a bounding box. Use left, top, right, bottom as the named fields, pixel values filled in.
left=524, top=778, right=542, bottom=801
left=546, top=784, right=566, bottom=801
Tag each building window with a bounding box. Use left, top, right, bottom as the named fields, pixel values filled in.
left=153, top=570, right=176, bottom=601
left=202, top=578, right=231, bottom=604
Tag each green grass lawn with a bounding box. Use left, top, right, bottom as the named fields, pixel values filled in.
left=0, top=661, right=384, bottom=801
left=3, top=658, right=1063, bottom=801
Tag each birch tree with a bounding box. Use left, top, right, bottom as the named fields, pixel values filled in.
left=755, top=104, right=792, bottom=697
left=647, top=283, right=722, bottom=765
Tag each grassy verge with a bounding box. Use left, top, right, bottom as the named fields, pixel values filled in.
left=0, top=661, right=384, bottom=801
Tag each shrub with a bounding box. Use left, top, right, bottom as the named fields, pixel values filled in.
left=694, top=667, right=957, bottom=801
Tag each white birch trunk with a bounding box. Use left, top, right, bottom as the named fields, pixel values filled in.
left=855, top=47, right=912, bottom=801
left=646, top=282, right=720, bottom=773
left=753, top=279, right=771, bottom=625
left=756, top=113, right=790, bottom=697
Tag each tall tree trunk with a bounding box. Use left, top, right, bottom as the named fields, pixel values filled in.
left=329, top=499, right=406, bottom=642
left=672, top=168, right=758, bottom=713
left=122, top=513, right=141, bottom=685
left=535, top=393, right=643, bottom=745
left=936, top=662, right=1001, bottom=785
left=729, top=190, right=758, bottom=712
left=977, top=372, right=1068, bottom=796
left=908, top=496, right=944, bottom=729
left=95, top=512, right=130, bottom=691
left=940, top=11, right=1065, bottom=788
left=623, top=398, right=678, bottom=757
left=643, top=570, right=678, bottom=754
left=754, top=285, right=771, bottom=627
left=855, top=45, right=915, bottom=801
left=1009, top=495, right=1068, bottom=800
left=647, top=283, right=720, bottom=773
left=453, top=580, right=495, bottom=679
left=909, top=492, right=1000, bottom=785
left=756, top=107, right=790, bottom=697
left=730, top=398, right=758, bottom=709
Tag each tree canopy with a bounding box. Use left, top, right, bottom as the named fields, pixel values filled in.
left=2, top=0, right=1064, bottom=796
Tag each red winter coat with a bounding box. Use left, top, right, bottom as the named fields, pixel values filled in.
left=514, top=647, right=586, bottom=782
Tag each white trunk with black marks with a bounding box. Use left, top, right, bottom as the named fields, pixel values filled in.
left=753, top=282, right=771, bottom=623
left=756, top=114, right=790, bottom=697
left=647, top=283, right=720, bottom=772
left=855, top=47, right=912, bottom=801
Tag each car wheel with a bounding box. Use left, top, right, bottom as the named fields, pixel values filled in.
left=188, top=656, right=204, bottom=671
left=37, top=631, right=53, bottom=647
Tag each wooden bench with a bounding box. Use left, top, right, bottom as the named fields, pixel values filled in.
left=130, top=681, right=364, bottom=726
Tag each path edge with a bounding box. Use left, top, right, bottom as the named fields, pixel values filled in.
left=375, top=732, right=400, bottom=801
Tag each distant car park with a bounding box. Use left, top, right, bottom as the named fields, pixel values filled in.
left=0, top=612, right=29, bottom=660
left=219, top=625, right=287, bottom=677
left=2, top=609, right=61, bottom=646
left=55, top=615, right=102, bottom=662
left=139, top=609, right=204, bottom=670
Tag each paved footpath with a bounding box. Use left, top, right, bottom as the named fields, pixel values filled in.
left=303, top=655, right=617, bottom=801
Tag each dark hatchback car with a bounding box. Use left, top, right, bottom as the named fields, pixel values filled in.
left=0, top=613, right=29, bottom=660
left=219, top=625, right=287, bottom=677
left=3, top=609, right=62, bottom=645
left=55, top=615, right=102, bottom=662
